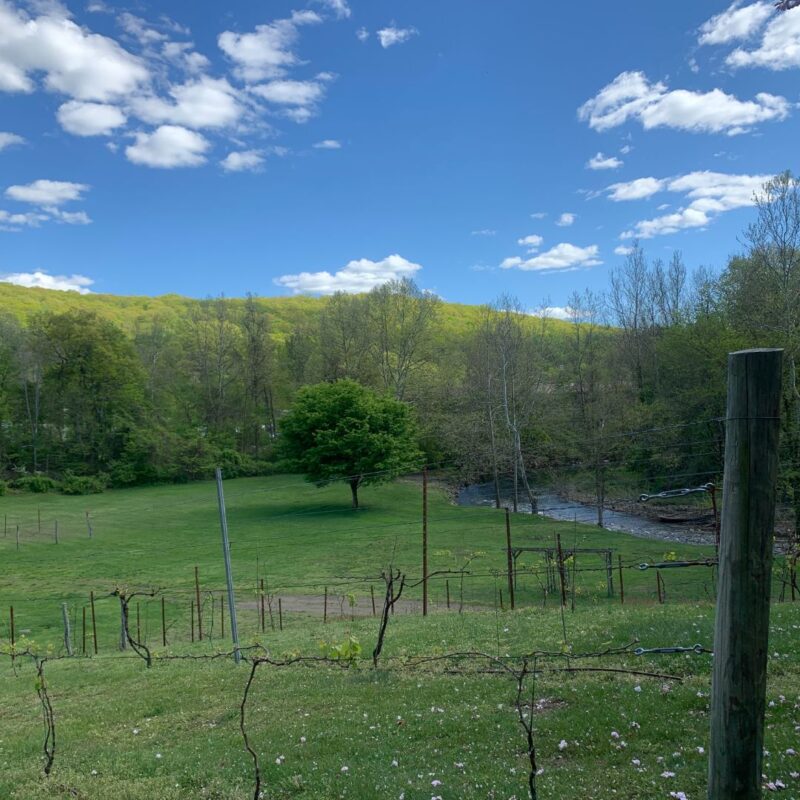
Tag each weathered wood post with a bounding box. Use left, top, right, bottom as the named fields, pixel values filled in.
left=90, top=591, right=98, bottom=654
left=505, top=509, right=515, bottom=610
left=194, top=566, right=203, bottom=641
left=709, top=348, right=783, bottom=800
left=118, top=597, right=127, bottom=651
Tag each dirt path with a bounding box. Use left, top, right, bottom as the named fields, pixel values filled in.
left=240, top=594, right=492, bottom=618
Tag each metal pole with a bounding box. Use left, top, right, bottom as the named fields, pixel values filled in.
left=61, top=602, right=73, bottom=656
left=709, top=348, right=783, bottom=799
left=215, top=467, right=241, bottom=664
left=422, top=466, right=428, bottom=617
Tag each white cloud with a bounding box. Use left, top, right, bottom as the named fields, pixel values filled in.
left=587, top=152, right=623, bottom=170
left=132, top=76, right=243, bottom=130
left=47, top=207, right=91, bottom=224
left=530, top=211, right=547, bottom=219
left=57, top=100, right=126, bottom=135
left=0, top=1, right=149, bottom=100
left=0, top=209, right=49, bottom=228
left=161, top=42, right=210, bottom=74
left=218, top=11, right=322, bottom=83
left=313, top=139, right=341, bottom=149
left=620, top=144, right=632, bottom=155
left=6, top=179, right=88, bottom=205
left=617, top=170, right=771, bottom=239
left=471, top=228, right=496, bottom=236
left=220, top=149, right=264, bottom=172
left=607, top=176, right=665, bottom=201
left=614, top=245, right=634, bottom=256
left=252, top=78, right=325, bottom=106
left=356, top=27, right=370, bottom=42
left=377, top=26, right=418, bottom=48
left=556, top=212, right=576, bottom=227
left=541, top=306, right=574, bottom=321
left=118, top=12, right=167, bottom=45
left=727, top=6, right=800, bottom=69
left=315, top=0, right=351, bottom=19
left=0, top=131, right=24, bottom=151
left=698, top=2, right=773, bottom=45
left=500, top=243, right=601, bottom=272
left=578, top=70, right=790, bottom=135
left=0, top=269, right=93, bottom=293
left=276, top=253, right=421, bottom=294
left=125, top=125, right=209, bottom=168
left=517, top=234, right=544, bottom=249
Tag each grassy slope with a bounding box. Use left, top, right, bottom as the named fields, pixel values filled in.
left=1, top=477, right=798, bottom=799
left=0, top=282, right=573, bottom=341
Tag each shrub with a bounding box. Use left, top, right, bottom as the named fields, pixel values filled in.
left=61, top=472, right=108, bottom=495
left=0, top=479, right=6, bottom=496
left=11, top=475, right=59, bottom=493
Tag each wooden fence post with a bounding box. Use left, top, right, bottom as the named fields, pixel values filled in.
left=709, top=348, right=783, bottom=800
left=161, top=597, right=167, bottom=646
left=194, top=566, right=203, bottom=641
left=323, top=587, right=328, bottom=624
left=505, top=508, right=515, bottom=610
left=618, top=556, right=624, bottom=605
left=82, top=607, right=86, bottom=655
left=118, top=597, right=127, bottom=651
left=556, top=534, right=567, bottom=607
left=61, top=602, right=73, bottom=656
left=90, top=591, right=98, bottom=654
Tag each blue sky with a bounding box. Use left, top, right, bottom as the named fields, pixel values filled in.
left=0, top=0, right=798, bottom=313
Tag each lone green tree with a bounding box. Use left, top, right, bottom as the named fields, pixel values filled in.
left=280, top=380, right=421, bottom=508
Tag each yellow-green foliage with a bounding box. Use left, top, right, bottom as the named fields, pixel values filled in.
left=0, top=282, right=574, bottom=342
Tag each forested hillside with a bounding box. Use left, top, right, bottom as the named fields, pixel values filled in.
left=1, top=174, right=798, bottom=542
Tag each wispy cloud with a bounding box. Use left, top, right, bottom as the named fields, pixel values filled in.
left=377, top=25, right=419, bottom=48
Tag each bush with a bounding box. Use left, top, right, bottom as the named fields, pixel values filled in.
left=0, top=480, right=6, bottom=496
left=61, top=472, right=108, bottom=495
left=10, top=475, right=60, bottom=493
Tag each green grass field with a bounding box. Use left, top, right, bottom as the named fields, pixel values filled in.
left=1, top=476, right=798, bottom=799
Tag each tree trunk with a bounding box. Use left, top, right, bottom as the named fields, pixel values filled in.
left=350, top=478, right=360, bottom=509
left=488, top=404, right=501, bottom=509
left=595, top=461, right=605, bottom=528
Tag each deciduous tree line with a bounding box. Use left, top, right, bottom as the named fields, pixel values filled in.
left=0, top=173, right=798, bottom=541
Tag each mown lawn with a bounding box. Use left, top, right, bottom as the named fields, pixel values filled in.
left=0, top=474, right=726, bottom=650
left=1, top=603, right=799, bottom=800
left=1, top=477, right=798, bottom=799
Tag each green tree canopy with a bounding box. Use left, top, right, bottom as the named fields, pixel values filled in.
left=279, top=379, right=421, bottom=507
